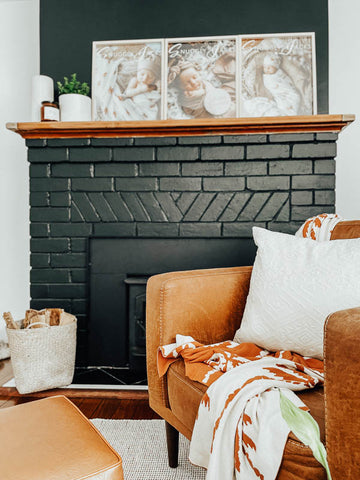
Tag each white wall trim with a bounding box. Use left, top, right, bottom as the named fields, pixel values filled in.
left=0, top=0, right=39, bottom=319
left=329, top=0, right=360, bottom=218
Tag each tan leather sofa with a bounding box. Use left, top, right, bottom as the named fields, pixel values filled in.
left=146, top=221, right=360, bottom=480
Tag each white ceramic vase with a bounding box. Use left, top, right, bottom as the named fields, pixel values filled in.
left=31, top=75, right=54, bottom=121
left=59, top=94, right=92, bottom=121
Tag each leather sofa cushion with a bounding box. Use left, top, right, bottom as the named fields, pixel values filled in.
left=331, top=220, right=360, bottom=239
left=167, top=359, right=325, bottom=443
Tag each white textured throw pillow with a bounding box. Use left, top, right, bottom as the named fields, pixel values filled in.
left=234, top=227, right=360, bottom=359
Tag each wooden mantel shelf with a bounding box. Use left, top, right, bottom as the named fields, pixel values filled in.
left=6, top=114, right=354, bottom=139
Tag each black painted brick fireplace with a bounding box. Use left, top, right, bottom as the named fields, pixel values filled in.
left=27, top=132, right=337, bottom=368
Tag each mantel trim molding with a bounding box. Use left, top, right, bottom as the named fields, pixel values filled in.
left=6, top=114, right=355, bottom=139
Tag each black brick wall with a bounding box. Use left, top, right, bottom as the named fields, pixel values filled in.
left=27, top=133, right=337, bottom=364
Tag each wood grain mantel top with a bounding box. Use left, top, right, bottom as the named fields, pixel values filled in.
left=6, top=114, right=355, bottom=139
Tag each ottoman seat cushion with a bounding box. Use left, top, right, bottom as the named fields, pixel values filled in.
left=0, top=395, right=123, bottom=480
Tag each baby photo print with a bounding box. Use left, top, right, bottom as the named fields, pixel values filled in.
left=92, top=39, right=164, bottom=121
left=165, top=36, right=238, bottom=119
left=239, top=33, right=316, bottom=117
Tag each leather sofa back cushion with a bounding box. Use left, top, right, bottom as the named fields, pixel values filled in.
left=234, top=227, right=360, bottom=359
left=331, top=220, right=360, bottom=239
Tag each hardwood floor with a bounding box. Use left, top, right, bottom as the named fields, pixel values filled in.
left=0, top=359, right=160, bottom=420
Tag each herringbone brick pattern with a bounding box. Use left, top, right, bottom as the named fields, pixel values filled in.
left=69, top=191, right=290, bottom=224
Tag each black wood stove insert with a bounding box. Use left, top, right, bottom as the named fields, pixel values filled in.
left=87, top=237, right=256, bottom=384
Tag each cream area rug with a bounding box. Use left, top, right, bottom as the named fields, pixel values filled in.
left=92, top=419, right=206, bottom=480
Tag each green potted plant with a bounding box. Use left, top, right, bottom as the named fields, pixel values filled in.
left=57, top=73, right=91, bottom=121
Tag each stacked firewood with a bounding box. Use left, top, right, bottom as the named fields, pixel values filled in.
left=3, top=309, right=76, bottom=330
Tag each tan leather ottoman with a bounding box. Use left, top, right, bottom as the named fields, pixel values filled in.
left=0, top=395, right=123, bottom=480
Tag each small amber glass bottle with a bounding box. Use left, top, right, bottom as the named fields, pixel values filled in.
left=41, top=101, right=60, bottom=122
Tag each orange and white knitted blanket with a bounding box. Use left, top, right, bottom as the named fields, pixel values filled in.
left=295, top=213, right=341, bottom=241
left=159, top=335, right=324, bottom=480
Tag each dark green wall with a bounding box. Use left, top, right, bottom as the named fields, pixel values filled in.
left=40, top=0, right=328, bottom=112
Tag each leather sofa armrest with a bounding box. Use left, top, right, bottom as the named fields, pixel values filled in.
left=146, top=266, right=252, bottom=411
left=324, top=307, right=360, bottom=479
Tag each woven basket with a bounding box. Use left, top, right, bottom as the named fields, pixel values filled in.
left=7, top=319, right=77, bottom=394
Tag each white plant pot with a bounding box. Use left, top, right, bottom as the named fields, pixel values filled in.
left=59, top=94, right=92, bottom=121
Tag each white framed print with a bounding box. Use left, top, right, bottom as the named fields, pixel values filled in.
left=92, top=39, right=164, bottom=121
left=239, top=32, right=317, bottom=117
left=165, top=36, right=238, bottom=120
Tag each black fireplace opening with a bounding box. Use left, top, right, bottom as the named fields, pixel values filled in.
left=79, top=236, right=256, bottom=385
